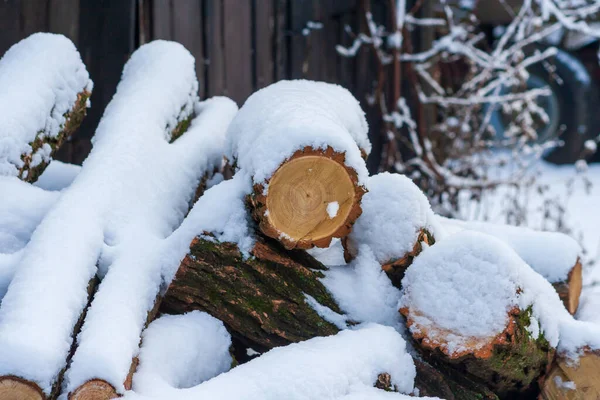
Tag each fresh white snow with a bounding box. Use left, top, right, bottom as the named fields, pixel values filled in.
left=225, top=80, right=371, bottom=186
left=133, top=312, right=232, bottom=396
left=346, top=172, right=440, bottom=264
left=437, top=216, right=581, bottom=283
left=33, top=160, right=81, bottom=191
left=326, top=201, right=339, bottom=219
left=0, top=33, right=92, bottom=178
left=123, top=324, right=416, bottom=400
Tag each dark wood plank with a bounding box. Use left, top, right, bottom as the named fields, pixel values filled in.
left=0, top=0, right=22, bottom=55
left=222, top=0, right=253, bottom=104
left=204, top=0, right=225, bottom=97
left=48, top=0, right=79, bottom=44
left=338, top=10, right=357, bottom=92
left=254, top=0, right=274, bottom=89
left=172, top=0, right=204, bottom=97
left=20, top=0, right=49, bottom=38
left=273, top=0, right=288, bottom=80
left=288, top=0, right=313, bottom=79
left=152, top=0, right=172, bottom=39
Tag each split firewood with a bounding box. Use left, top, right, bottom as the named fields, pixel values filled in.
left=0, top=33, right=92, bottom=183
left=400, top=231, right=563, bottom=398
left=437, top=217, right=583, bottom=314
left=541, top=351, right=600, bottom=400
left=63, top=45, right=238, bottom=399
left=226, top=80, right=371, bottom=250
left=341, top=172, right=439, bottom=288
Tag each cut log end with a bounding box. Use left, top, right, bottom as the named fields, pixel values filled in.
left=251, top=147, right=365, bottom=250
left=69, top=379, right=118, bottom=400
left=0, top=377, right=44, bottom=400
left=553, top=259, right=582, bottom=315
left=541, top=351, right=600, bottom=400
left=402, top=306, right=554, bottom=397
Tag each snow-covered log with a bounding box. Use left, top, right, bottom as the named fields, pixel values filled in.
left=400, top=231, right=561, bottom=397
left=62, top=54, right=237, bottom=399
left=122, top=324, right=416, bottom=400
left=0, top=33, right=92, bottom=183
left=437, top=217, right=583, bottom=314
left=341, top=173, right=439, bottom=288
left=226, top=80, right=370, bottom=250
left=0, top=40, right=206, bottom=400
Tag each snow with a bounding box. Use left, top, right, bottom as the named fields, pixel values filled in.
left=0, top=33, right=92, bottom=178
left=326, top=201, right=339, bottom=219
left=124, top=324, right=416, bottom=400
left=304, top=294, right=348, bottom=329
left=0, top=40, right=224, bottom=395
left=226, top=80, right=370, bottom=186
left=65, top=91, right=237, bottom=397
left=322, top=245, right=403, bottom=328
left=553, top=376, right=576, bottom=391
left=436, top=216, right=581, bottom=283
left=33, top=160, right=81, bottom=191
left=132, top=312, right=232, bottom=396
left=400, top=230, right=600, bottom=359
left=0, top=177, right=60, bottom=300
left=346, top=173, right=440, bottom=264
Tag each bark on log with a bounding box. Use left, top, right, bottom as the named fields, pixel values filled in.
left=20, top=90, right=90, bottom=183
left=249, top=146, right=365, bottom=250
left=553, top=259, right=583, bottom=316
left=402, top=306, right=554, bottom=398
left=161, top=233, right=342, bottom=351
left=541, top=351, right=600, bottom=400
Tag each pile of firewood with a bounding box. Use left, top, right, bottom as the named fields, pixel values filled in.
left=0, top=33, right=598, bottom=400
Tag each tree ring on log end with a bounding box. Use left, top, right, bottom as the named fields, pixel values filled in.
left=0, top=376, right=44, bottom=400
left=69, top=379, right=118, bottom=400
left=252, top=147, right=365, bottom=249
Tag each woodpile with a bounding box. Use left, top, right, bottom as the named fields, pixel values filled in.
left=0, top=34, right=598, bottom=400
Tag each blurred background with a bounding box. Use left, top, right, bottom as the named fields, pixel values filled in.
left=2, top=0, right=600, bottom=264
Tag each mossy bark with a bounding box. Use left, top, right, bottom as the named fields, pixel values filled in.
left=19, top=90, right=90, bottom=183
left=405, top=307, right=554, bottom=398
left=161, top=234, right=342, bottom=351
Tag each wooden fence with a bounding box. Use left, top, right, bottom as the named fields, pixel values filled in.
left=0, top=0, right=386, bottom=170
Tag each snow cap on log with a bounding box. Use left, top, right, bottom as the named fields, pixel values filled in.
left=0, top=33, right=92, bottom=181
left=0, top=40, right=202, bottom=398
left=344, top=173, right=439, bottom=266
left=437, top=217, right=583, bottom=314
left=133, top=312, right=232, bottom=396
left=122, top=324, right=416, bottom=400
left=226, top=80, right=370, bottom=249
left=437, top=216, right=581, bottom=284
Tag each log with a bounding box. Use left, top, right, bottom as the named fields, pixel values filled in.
left=400, top=231, right=557, bottom=397
left=249, top=146, right=365, bottom=250
left=226, top=80, right=371, bottom=250
left=553, top=259, right=582, bottom=316
left=0, top=377, right=44, bottom=400
left=0, top=33, right=92, bottom=183
left=541, top=351, right=600, bottom=400
left=68, top=380, right=117, bottom=400
left=161, top=233, right=343, bottom=350
left=19, top=90, right=90, bottom=183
